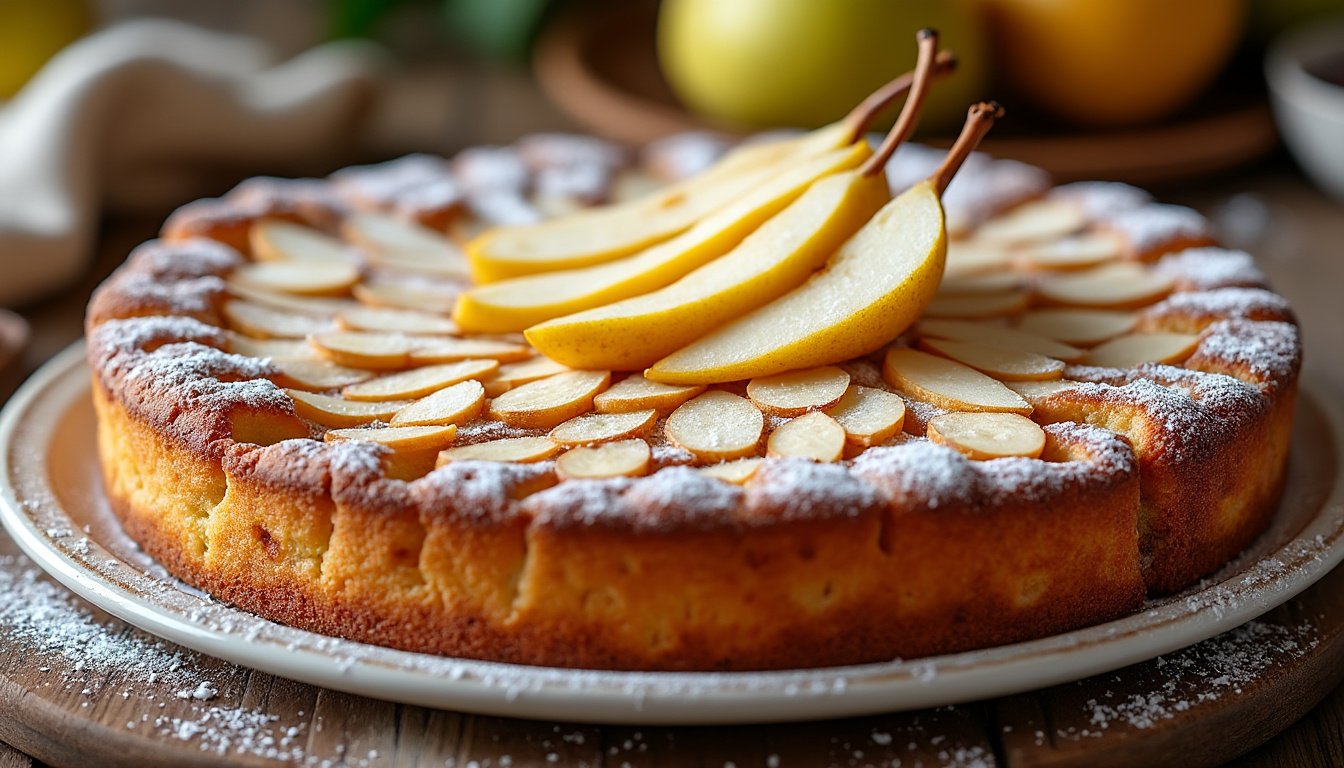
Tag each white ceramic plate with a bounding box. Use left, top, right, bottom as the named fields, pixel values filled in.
left=2, top=343, right=1343, bottom=725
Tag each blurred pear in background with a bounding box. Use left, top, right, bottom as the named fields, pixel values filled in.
left=984, top=0, right=1245, bottom=127
left=657, top=0, right=989, bottom=131
left=0, top=0, right=94, bottom=98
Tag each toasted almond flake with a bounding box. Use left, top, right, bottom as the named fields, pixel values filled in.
left=1085, top=332, right=1202, bottom=368
left=883, top=348, right=1031, bottom=415
left=927, top=411, right=1046, bottom=460
left=272, top=358, right=374, bottom=391
left=436, top=436, right=560, bottom=465
left=746, top=366, right=851, bottom=417
left=824, top=385, right=906, bottom=446
left=390, top=379, right=486, bottom=426
left=1014, top=232, right=1123, bottom=271
left=555, top=438, right=651, bottom=479
left=326, top=424, right=458, bottom=451
left=353, top=281, right=458, bottom=314
left=251, top=220, right=357, bottom=264
left=488, top=370, right=611, bottom=429
left=286, top=389, right=408, bottom=427
left=919, top=337, right=1065, bottom=382
left=343, top=360, right=499, bottom=401
left=410, top=337, right=532, bottom=364
left=917, top=318, right=1085, bottom=363
left=1037, top=262, right=1174, bottom=309
left=549, top=408, right=658, bottom=446
left=698, top=457, right=765, bottom=484
left=665, top=390, right=764, bottom=463
left=223, top=300, right=332, bottom=339
left=975, top=199, right=1087, bottom=246
left=483, top=356, right=570, bottom=397
left=309, top=331, right=416, bottom=369
left=924, top=291, right=1031, bottom=320
left=766, top=411, right=846, bottom=462
left=337, top=306, right=459, bottom=335
left=593, top=375, right=705, bottom=414
left=232, top=261, right=360, bottom=297
left=1016, top=309, right=1139, bottom=346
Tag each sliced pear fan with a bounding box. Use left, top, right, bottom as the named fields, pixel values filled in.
left=549, top=408, right=658, bottom=446
left=1016, top=309, right=1138, bottom=346
left=487, top=370, right=611, bottom=429
left=593, top=374, right=705, bottom=414
left=927, top=412, right=1045, bottom=460
left=916, top=319, right=1084, bottom=362
left=326, top=424, right=459, bottom=451
left=251, top=220, right=357, bottom=264
left=1085, top=332, right=1201, bottom=368
left=665, top=390, right=764, bottom=462
left=233, top=261, right=360, bottom=297
left=747, top=366, right=851, bottom=416
left=767, top=411, right=846, bottom=462
left=342, top=360, right=499, bottom=401
left=389, top=380, right=486, bottom=427
left=825, top=385, right=906, bottom=446
left=555, top=439, right=652, bottom=480
left=437, top=436, right=561, bottom=465
left=286, top=390, right=408, bottom=427
left=883, top=348, right=1031, bottom=415
left=698, top=457, right=765, bottom=485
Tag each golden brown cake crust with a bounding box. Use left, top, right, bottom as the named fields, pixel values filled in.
left=84, top=141, right=1303, bottom=671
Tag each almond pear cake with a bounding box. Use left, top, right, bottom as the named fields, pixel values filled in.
left=85, top=49, right=1301, bottom=671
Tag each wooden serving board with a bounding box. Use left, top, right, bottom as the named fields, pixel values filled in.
left=0, top=464, right=1340, bottom=767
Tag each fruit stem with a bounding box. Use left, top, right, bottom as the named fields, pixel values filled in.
left=859, top=28, right=940, bottom=177
left=930, top=101, right=1005, bottom=196
left=841, top=47, right=957, bottom=145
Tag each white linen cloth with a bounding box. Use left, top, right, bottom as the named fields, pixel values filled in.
left=0, top=19, right=384, bottom=306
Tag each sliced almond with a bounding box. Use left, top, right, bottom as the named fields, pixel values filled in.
left=353, top=281, right=458, bottom=314
left=975, top=199, right=1087, bottom=246
left=944, top=238, right=1012, bottom=278
left=325, top=424, right=458, bottom=451
left=483, top=356, right=570, bottom=397
left=488, top=370, right=611, bottom=429
left=665, top=390, right=764, bottom=463
left=593, top=375, right=705, bottom=414
left=228, top=334, right=319, bottom=361
left=1006, top=379, right=1081, bottom=404
left=927, top=412, right=1046, bottom=460
left=343, top=360, right=498, bottom=401
left=918, top=337, right=1065, bottom=382
left=824, top=385, right=906, bottom=447
left=698, top=457, right=765, bottom=485
left=1016, top=309, right=1139, bottom=346
left=341, top=212, right=470, bottom=278
left=549, top=408, right=658, bottom=446
left=223, top=300, right=332, bottom=339
left=251, top=220, right=357, bottom=264
left=555, top=438, right=651, bottom=480
left=1085, top=332, right=1201, bottom=369
left=286, top=389, right=408, bottom=427
left=767, top=411, right=846, bottom=462
left=938, top=271, right=1020, bottom=296
left=337, top=306, right=459, bottom=335
left=746, top=366, right=851, bottom=417
left=227, top=282, right=357, bottom=315
left=1014, top=232, right=1123, bottom=271
left=390, top=379, right=486, bottom=427
left=883, top=348, right=1032, bottom=415
left=309, top=331, right=416, bottom=369
left=437, top=436, right=561, bottom=466
left=410, top=337, right=532, bottom=364
left=272, top=358, right=374, bottom=391
left=924, top=291, right=1031, bottom=320
left=1037, top=262, right=1174, bottom=309
left=232, top=261, right=360, bottom=297
left=917, top=319, right=1084, bottom=363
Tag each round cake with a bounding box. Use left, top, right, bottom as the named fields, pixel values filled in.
left=85, top=125, right=1301, bottom=671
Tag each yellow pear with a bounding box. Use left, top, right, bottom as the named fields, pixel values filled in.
left=465, top=52, right=956, bottom=283
left=519, top=31, right=949, bottom=361
left=648, top=102, right=1003, bottom=385
left=454, top=141, right=872, bottom=333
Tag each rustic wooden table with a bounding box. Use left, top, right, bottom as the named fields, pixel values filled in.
left=0, top=148, right=1342, bottom=766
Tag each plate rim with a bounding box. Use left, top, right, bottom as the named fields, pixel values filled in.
left=2, top=342, right=1342, bottom=725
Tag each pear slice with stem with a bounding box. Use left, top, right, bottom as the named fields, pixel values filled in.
left=455, top=141, right=873, bottom=333
left=525, top=31, right=949, bottom=370
left=647, top=102, right=1004, bottom=385
left=465, top=51, right=956, bottom=283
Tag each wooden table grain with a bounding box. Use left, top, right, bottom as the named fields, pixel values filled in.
left=0, top=165, right=1341, bottom=767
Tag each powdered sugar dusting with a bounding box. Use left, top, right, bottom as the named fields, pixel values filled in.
left=1104, top=204, right=1210, bottom=255
left=885, top=143, right=1050, bottom=230
left=1049, top=181, right=1152, bottom=220
left=1141, top=287, right=1294, bottom=327
left=1155, top=247, right=1267, bottom=291
left=1188, top=319, right=1302, bottom=393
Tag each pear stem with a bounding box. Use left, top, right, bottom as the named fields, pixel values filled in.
left=840, top=49, right=958, bottom=145
left=858, top=29, right=940, bottom=177
left=930, top=102, right=1005, bottom=196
